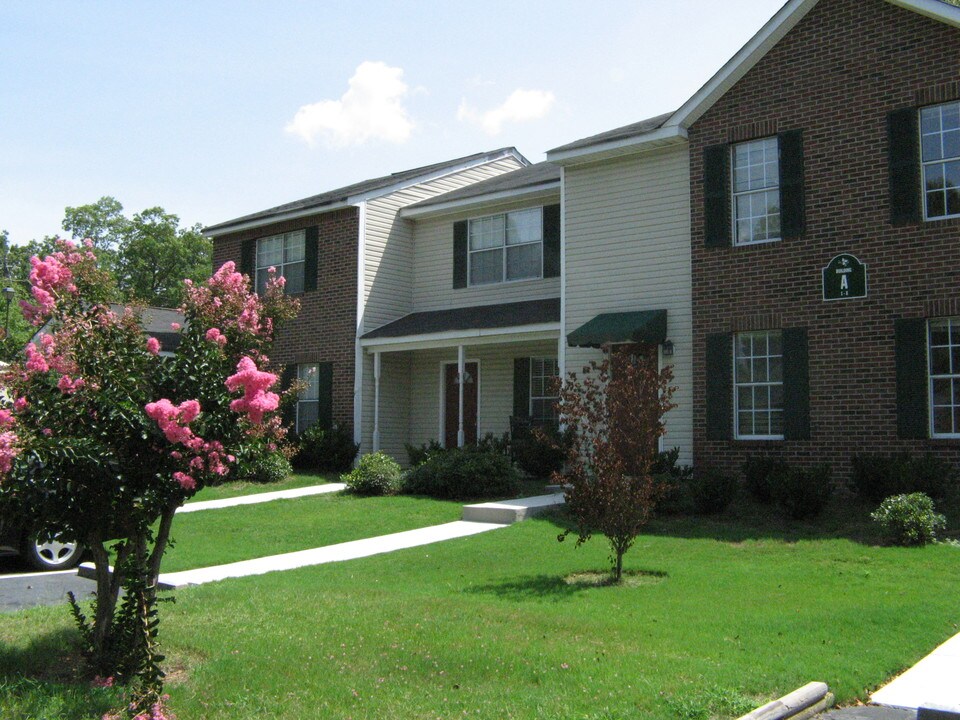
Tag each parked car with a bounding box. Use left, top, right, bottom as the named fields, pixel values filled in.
left=0, top=516, right=83, bottom=571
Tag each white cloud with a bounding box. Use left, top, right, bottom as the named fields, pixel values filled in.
left=285, top=61, right=414, bottom=148
left=458, top=88, right=556, bottom=135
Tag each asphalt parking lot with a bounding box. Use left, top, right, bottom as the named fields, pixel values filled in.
left=0, top=557, right=96, bottom=613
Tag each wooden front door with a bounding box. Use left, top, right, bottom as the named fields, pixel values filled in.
left=444, top=362, right=478, bottom=448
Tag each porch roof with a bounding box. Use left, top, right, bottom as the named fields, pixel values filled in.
left=360, top=298, right=560, bottom=352
left=567, top=309, right=667, bottom=348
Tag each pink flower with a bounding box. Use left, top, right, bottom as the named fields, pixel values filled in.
left=173, top=471, right=196, bottom=490
left=0, top=409, right=14, bottom=429
left=42, top=428, right=52, bottom=437
left=24, top=344, right=49, bottom=373
left=145, top=398, right=201, bottom=445
left=0, top=430, right=19, bottom=475
left=145, top=337, right=161, bottom=355
left=225, top=356, right=279, bottom=424
left=204, top=327, right=228, bottom=347
left=13, top=397, right=28, bottom=412
left=170, top=322, right=181, bottom=331
left=57, top=375, right=85, bottom=394
left=90, top=675, right=114, bottom=688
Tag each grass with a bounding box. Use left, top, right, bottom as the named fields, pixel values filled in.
left=2, top=494, right=960, bottom=719
left=185, top=471, right=338, bottom=503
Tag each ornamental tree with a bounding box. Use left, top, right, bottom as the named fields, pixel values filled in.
left=555, top=345, right=676, bottom=582
left=0, top=241, right=297, bottom=714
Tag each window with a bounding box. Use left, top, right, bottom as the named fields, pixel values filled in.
left=920, top=101, right=960, bottom=220
left=732, top=137, right=781, bottom=245
left=529, top=357, right=559, bottom=425
left=296, top=363, right=320, bottom=434
left=734, top=331, right=783, bottom=439
left=468, top=208, right=543, bottom=285
left=256, top=230, right=305, bottom=294
left=929, top=318, right=960, bottom=437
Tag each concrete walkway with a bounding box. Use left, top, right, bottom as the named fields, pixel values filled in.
left=870, top=632, right=960, bottom=713
left=176, top=482, right=346, bottom=513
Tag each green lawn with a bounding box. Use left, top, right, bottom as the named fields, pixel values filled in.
left=2, top=497, right=959, bottom=720
left=185, top=472, right=338, bottom=503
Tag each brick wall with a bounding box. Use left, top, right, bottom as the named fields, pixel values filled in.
left=212, top=207, right=359, bottom=426
left=689, top=0, right=960, bottom=478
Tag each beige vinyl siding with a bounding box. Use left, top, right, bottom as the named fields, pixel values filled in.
left=411, top=196, right=561, bottom=313
left=563, top=145, right=692, bottom=464
left=359, top=339, right=558, bottom=464
left=361, top=157, right=524, bottom=334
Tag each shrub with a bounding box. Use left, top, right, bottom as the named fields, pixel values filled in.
left=688, top=467, right=739, bottom=515
left=237, top=450, right=292, bottom=485
left=476, top=432, right=511, bottom=456
left=871, top=493, right=946, bottom=546
left=651, top=448, right=695, bottom=515
left=405, top=439, right=445, bottom=467
left=851, top=452, right=955, bottom=502
left=402, top=446, right=520, bottom=500
left=294, top=423, right=359, bottom=473
left=341, top=452, right=402, bottom=496
left=772, top=464, right=832, bottom=520
left=741, top=456, right=787, bottom=504
left=512, top=424, right=569, bottom=479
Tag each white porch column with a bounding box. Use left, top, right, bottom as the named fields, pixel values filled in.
left=372, top=351, right=381, bottom=452
left=457, top=344, right=465, bottom=447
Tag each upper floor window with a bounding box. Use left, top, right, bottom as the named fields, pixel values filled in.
left=929, top=317, right=960, bottom=437
left=734, top=330, right=783, bottom=439
left=468, top=208, right=543, bottom=286
left=920, top=101, right=960, bottom=220
left=732, top=137, right=781, bottom=245
left=529, top=357, right=559, bottom=426
left=257, top=230, right=305, bottom=294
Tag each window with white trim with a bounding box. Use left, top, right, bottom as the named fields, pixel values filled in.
left=256, top=230, right=305, bottom=295
left=732, top=137, right=781, bottom=245
left=734, top=331, right=783, bottom=439
left=929, top=318, right=960, bottom=437
left=296, top=363, right=319, bottom=434
left=530, top=357, right=559, bottom=425
left=468, top=207, right=542, bottom=285
left=920, top=101, right=960, bottom=220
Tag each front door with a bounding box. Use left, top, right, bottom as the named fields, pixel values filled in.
left=444, top=362, right=478, bottom=448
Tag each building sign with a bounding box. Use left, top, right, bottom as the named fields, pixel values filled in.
left=822, top=253, right=867, bottom=301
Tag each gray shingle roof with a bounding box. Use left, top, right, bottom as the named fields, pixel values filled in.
left=361, top=298, right=560, bottom=340
left=547, top=111, right=674, bottom=155
left=404, top=162, right=560, bottom=211
left=204, top=148, right=526, bottom=234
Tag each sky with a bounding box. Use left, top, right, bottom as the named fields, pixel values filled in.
left=1, top=0, right=787, bottom=246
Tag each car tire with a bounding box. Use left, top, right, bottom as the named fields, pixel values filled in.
left=21, top=531, right=83, bottom=571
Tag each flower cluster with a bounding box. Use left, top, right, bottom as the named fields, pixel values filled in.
left=19, top=239, right=97, bottom=325
left=145, top=337, right=161, bottom=355
left=204, top=327, right=227, bottom=348
left=144, top=399, right=233, bottom=490
left=0, top=409, right=19, bottom=477
left=225, top=356, right=279, bottom=424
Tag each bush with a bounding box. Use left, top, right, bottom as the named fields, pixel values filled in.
left=772, top=464, right=832, bottom=520
left=851, top=453, right=955, bottom=502
left=402, top=446, right=520, bottom=500
left=652, top=448, right=695, bottom=515
left=341, top=452, right=403, bottom=496
left=476, top=432, right=511, bottom=456
left=688, top=466, right=739, bottom=515
left=293, top=423, right=359, bottom=473
left=871, top=493, right=946, bottom=546
left=237, top=450, right=293, bottom=485
left=742, top=456, right=787, bottom=504
left=405, top=440, right=445, bottom=467
left=512, top=424, right=568, bottom=479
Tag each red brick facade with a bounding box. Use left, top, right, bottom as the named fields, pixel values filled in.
left=212, top=207, right=359, bottom=426
left=690, top=0, right=960, bottom=478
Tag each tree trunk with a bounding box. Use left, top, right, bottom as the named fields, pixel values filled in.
left=88, top=533, right=130, bottom=673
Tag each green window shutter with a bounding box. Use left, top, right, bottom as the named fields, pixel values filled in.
left=705, top=333, right=732, bottom=440
left=887, top=108, right=921, bottom=226
left=303, top=226, right=319, bottom=292
left=704, top=144, right=731, bottom=248
left=317, top=362, right=334, bottom=431
left=894, top=318, right=929, bottom=439
left=782, top=327, right=810, bottom=440
left=240, top=239, right=256, bottom=278
left=513, top=358, right=531, bottom=419
left=778, top=130, right=805, bottom=239
left=542, top=204, right=561, bottom=278
left=281, top=364, right=297, bottom=430
left=453, top=220, right=468, bottom=289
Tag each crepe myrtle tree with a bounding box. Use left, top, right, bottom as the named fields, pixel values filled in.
left=555, top=344, right=676, bottom=582
left=0, top=240, right=297, bottom=713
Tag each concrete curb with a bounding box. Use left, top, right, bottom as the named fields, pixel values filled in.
left=737, top=682, right=833, bottom=720
left=461, top=492, right=565, bottom=524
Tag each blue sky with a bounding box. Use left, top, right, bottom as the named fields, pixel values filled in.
left=1, top=0, right=785, bottom=245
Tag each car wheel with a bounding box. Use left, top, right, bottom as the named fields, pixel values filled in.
left=21, top=532, right=83, bottom=571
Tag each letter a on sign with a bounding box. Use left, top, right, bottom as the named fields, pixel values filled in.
left=822, top=253, right=867, bottom=301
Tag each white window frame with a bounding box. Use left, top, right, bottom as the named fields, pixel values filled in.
left=734, top=330, right=784, bottom=440
left=467, top=207, right=543, bottom=286
left=731, top=137, right=781, bottom=246
left=296, top=363, right=320, bottom=434
left=928, top=317, right=960, bottom=438
left=256, top=229, right=306, bottom=295
left=529, top=357, right=559, bottom=425
left=920, top=101, right=960, bottom=221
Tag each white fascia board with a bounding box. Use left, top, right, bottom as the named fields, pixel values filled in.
left=360, top=324, right=560, bottom=354
left=546, top=126, right=687, bottom=166
left=203, top=201, right=352, bottom=238
left=399, top=183, right=561, bottom=220
left=886, top=0, right=960, bottom=29
left=346, top=148, right=529, bottom=205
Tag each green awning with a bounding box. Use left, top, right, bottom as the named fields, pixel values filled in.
left=567, top=309, right=667, bottom=348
